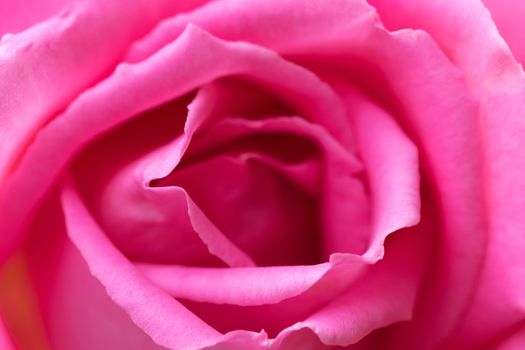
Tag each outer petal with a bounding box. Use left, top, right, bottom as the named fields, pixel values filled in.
left=0, top=0, right=74, bottom=35
left=273, top=217, right=432, bottom=348
left=0, top=24, right=351, bottom=265
left=138, top=263, right=332, bottom=306
left=367, top=0, right=525, bottom=347
left=482, top=0, right=525, bottom=64
left=18, top=191, right=166, bottom=350
left=0, top=318, right=14, bottom=350
left=331, top=84, right=420, bottom=260
left=495, top=326, right=525, bottom=350
left=60, top=182, right=223, bottom=349
left=0, top=0, right=207, bottom=190
left=140, top=1, right=485, bottom=347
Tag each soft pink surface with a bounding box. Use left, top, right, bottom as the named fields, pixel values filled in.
left=0, top=0, right=524, bottom=349
left=61, top=183, right=223, bottom=349
left=0, top=0, right=208, bottom=261
left=482, top=0, right=525, bottom=64
left=153, top=1, right=486, bottom=346
left=0, top=318, right=14, bottom=350
left=0, top=0, right=75, bottom=35
left=0, top=23, right=353, bottom=264
left=496, top=326, right=525, bottom=350
left=367, top=0, right=525, bottom=347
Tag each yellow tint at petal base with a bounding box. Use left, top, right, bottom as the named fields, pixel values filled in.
left=0, top=253, right=51, bottom=350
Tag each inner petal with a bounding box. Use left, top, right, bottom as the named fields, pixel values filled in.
left=159, top=153, right=322, bottom=266
left=153, top=115, right=368, bottom=264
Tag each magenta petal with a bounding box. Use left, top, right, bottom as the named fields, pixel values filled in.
left=368, top=0, right=525, bottom=347
left=154, top=0, right=484, bottom=345
left=163, top=155, right=320, bottom=266
left=0, top=0, right=72, bottom=35
left=0, top=24, right=352, bottom=264
left=0, top=318, right=14, bottom=350
left=274, top=226, right=430, bottom=348
left=60, top=182, right=223, bottom=349
left=24, top=191, right=183, bottom=350
left=336, top=86, right=420, bottom=260
left=37, top=239, right=170, bottom=350
left=183, top=188, right=255, bottom=267
left=79, top=139, right=255, bottom=266
left=181, top=116, right=367, bottom=258
left=0, top=0, right=206, bottom=187
left=482, top=0, right=525, bottom=64
left=495, top=326, right=525, bottom=350
left=137, top=263, right=331, bottom=306
left=202, top=331, right=269, bottom=350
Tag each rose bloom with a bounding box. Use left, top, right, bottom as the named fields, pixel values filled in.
left=1, top=0, right=525, bottom=349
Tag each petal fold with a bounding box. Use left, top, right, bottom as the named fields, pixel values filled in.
left=61, top=182, right=223, bottom=349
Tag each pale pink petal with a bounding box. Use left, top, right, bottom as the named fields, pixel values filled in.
left=269, top=329, right=345, bottom=350
left=0, top=0, right=74, bottom=35
left=137, top=263, right=331, bottom=306
left=0, top=0, right=207, bottom=189
left=0, top=0, right=208, bottom=261
left=60, top=182, right=224, bottom=349
left=23, top=192, right=166, bottom=350
left=173, top=255, right=369, bottom=337
left=273, top=219, right=432, bottom=348
left=183, top=189, right=255, bottom=267
left=0, top=318, right=14, bottom=350
left=368, top=0, right=525, bottom=347
left=126, top=0, right=375, bottom=62
left=495, top=326, right=525, bottom=350
left=332, top=85, right=420, bottom=260
left=71, top=96, right=229, bottom=266
left=72, top=103, right=255, bottom=267
left=162, top=156, right=319, bottom=266
left=202, top=330, right=269, bottom=350
left=136, top=109, right=373, bottom=306
left=482, top=0, right=525, bottom=64
left=138, top=251, right=371, bottom=315
left=170, top=116, right=365, bottom=259
left=151, top=3, right=484, bottom=346
left=0, top=24, right=351, bottom=265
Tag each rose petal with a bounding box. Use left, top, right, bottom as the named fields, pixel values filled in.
left=367, top=0, right=525, bottom=347
left=269, top=328, right=343, bottom=350
left=202, top=330, right=269, bottom=350
left=173, top=257, right=368, bottom=337
left=174, top=115, right=366, bottom=258
left=0, top=24, right=352, bottom=265
left=273, top=218, right=432, bottom=348
left=482, top=0, right=525, bottom=64
left=0, top=0, right=206, bottom=188
left=21, top=191, right=166, bottom=350
left=60, top=181, right=224, bottom=349
left=0, top=0, right=72, bottom=35
left=71, top=95, right=230, bottom=266
left=137, top=263, right=332, bottom=306
left=0, top=318, right=14, bottom=350
left=71, top=96, right=255, bottom=267
left=0, top=0, right=210, bottom=262
left=126, top=0, right=376, bottom=62
left=23, top=191, right=271, bottom=348
left=495, top=326, right=525, bottom=350
left=147, top=4, right=483, bottom=346
left=332, top=85, right=420, bottom=261
left=164, top=155, right=320, bottom=266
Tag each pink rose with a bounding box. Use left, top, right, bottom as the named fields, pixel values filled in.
left=1, top=0, right=524, bottom=349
